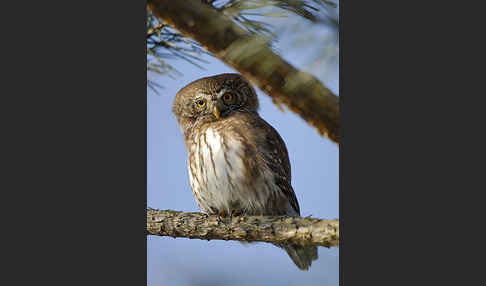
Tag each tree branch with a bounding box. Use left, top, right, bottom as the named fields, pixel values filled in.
left=147, top=209, right=339, bottom=247
left=147, top=0, right=340, bottom=143
left=146, top=23, right=166, bottom=39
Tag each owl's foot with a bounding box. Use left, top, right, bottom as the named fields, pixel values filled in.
left=231, top=209, right=243, bottom=217
left=219, top=210, right=228, bottom=219
left=216, top=209, right=242, bottom=222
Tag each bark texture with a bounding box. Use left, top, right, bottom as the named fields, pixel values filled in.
left=147, top=0, right=340, bottom=143
left=147, top=209, right=339, bottom=247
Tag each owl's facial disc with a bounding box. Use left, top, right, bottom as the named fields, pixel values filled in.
left=192, top=93, right=224, bottom=123
left=192, top=88, right=238, bottom=122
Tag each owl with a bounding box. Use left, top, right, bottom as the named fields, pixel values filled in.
left=172, top=73, right=318, bottom=270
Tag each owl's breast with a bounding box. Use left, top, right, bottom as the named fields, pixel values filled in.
left=187, top=126, right=274, bottom=214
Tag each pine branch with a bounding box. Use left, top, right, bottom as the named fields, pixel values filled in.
left=146, top=23, right=166, bottom=39
left=147, top=209, right=339, bottom=247
left=146, top=11, right=209, bottom=86
left=147, top=0, right=340, bottom=143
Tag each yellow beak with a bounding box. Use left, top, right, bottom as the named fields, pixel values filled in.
left=213, top=106, right=220, bottom=120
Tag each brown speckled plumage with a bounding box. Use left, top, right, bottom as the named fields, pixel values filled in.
left=173, top=73, right=318, bottom=270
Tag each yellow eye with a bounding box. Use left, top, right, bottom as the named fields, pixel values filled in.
left=223, top=93, right=233, bottom=103
left=195, top=99, right=206, bottom=108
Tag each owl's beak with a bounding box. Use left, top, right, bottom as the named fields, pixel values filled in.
left=213, top=106, right=221, bottom=120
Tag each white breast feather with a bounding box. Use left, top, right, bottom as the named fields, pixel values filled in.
left=188, top=127, right=276, bottom=214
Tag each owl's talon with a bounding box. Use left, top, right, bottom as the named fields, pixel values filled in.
left=231, top=209, right=242, bottom=217
left=219, top=210, right=227, bottom=219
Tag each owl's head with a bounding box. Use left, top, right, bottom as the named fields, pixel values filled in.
left=173, top=73, right=259, bottom=127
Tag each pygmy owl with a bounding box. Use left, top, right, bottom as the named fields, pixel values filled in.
left=173, top=73, right=318, bottom=270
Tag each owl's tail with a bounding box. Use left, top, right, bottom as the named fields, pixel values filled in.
left=279, top=243, right=318, bottom=271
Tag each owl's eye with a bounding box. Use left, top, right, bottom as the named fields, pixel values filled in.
left=195, top=99, right=206, bottom=108
left=222, top=93, right=233, bottom=103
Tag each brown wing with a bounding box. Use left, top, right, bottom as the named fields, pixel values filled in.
left=253, top=115, right=301, bottom=216
left=220, top=112, right=301, bottom=215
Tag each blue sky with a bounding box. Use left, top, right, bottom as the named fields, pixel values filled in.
left=147, top=9, right=339, bottom=286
